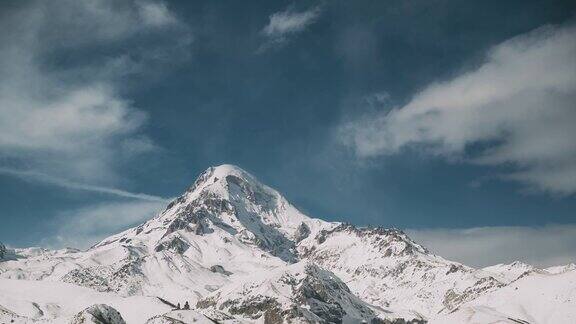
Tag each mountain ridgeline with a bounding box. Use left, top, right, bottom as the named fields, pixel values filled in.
left=0, top=165, right=574, bottom=323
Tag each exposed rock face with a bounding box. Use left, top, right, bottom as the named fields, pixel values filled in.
left=154, top=236, right=190, bottom=254
left=295, top=222, right=311, bottom=243
left=209, top=265, right=232, bottom=276
left=70, top=304, right=126, bottom=324
left=0, top=242, right=5, bottom=260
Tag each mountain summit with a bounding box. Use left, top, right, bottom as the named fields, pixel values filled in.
left=1, top=165, right=575, bottom=323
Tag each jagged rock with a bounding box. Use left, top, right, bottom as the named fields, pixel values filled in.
left=70, top=304, right=126, bottom=324
left=295, top=222, right=311, bottom=243
left=154, top=236, right=190, bottom=254
left=209, top=265, right=232, bottom=276
left=0, top=242, right=5, bottom=260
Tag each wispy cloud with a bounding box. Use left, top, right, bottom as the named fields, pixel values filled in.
left=0, top=168, right=169, bottom=202
left=259, top=5, right=321, bottom=52
left=339, top=22, right=576, bottom=195
left=42, top=200, right=166, bottom=249
left=407, top=225, right=576, bottom=268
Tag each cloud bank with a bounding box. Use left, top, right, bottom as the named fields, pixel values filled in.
left=407, top=225, right=576, bottom=268
left=340, top=23, right=576, bottom=195
left=0, top=0, right=189, bottom=185
left=0, top=1, right=185, bottom=249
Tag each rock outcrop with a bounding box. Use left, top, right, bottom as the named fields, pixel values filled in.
left=70, top=304, right=126, bottom=324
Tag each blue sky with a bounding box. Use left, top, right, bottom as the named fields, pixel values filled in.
left=0, top=0, right=575, bottom=266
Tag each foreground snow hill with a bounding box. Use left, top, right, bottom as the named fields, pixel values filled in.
left=0, top=164, right=575, bottom=323
left=0, top=278, right=169, bottom=323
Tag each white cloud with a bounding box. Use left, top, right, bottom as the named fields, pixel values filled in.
left=43, top=200, right=166, bottom=249
left=259, top=5, right=321, bottom=51
left=340, top=23, right=576, bottom=195
left=0, top=0, right=189, bottom=185
left=138, top=0, right=178, bottom=27
left=407, top=225, right=576, bottom=268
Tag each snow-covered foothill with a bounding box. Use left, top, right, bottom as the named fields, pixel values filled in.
left=431, top=269, right=576, bottom=323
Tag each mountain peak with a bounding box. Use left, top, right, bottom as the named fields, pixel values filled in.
left=212, top=163, right=250, bottom=175
left=120, top=163, right=315, bottom=262
left=183, top=164, right=260, bottom=197
left=202, top=164, right=253, bottom=182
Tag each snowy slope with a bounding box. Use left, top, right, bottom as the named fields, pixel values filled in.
left=431, top=269, right=576, bottom=324
left=1, top=164, right=574, bottom=323
left=478, top=261, right=535, bottom=284
left=544, top=263, right=576, bottom=274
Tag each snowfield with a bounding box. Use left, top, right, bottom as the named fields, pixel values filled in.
left=0, top=278, right=168, bottom=323
left=1, top=165, right=574, bottom=323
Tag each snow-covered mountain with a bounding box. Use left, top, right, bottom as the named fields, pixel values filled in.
left=196, top=261, right=397, bottom=323
left=0, top=164, right=574, bottom=323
